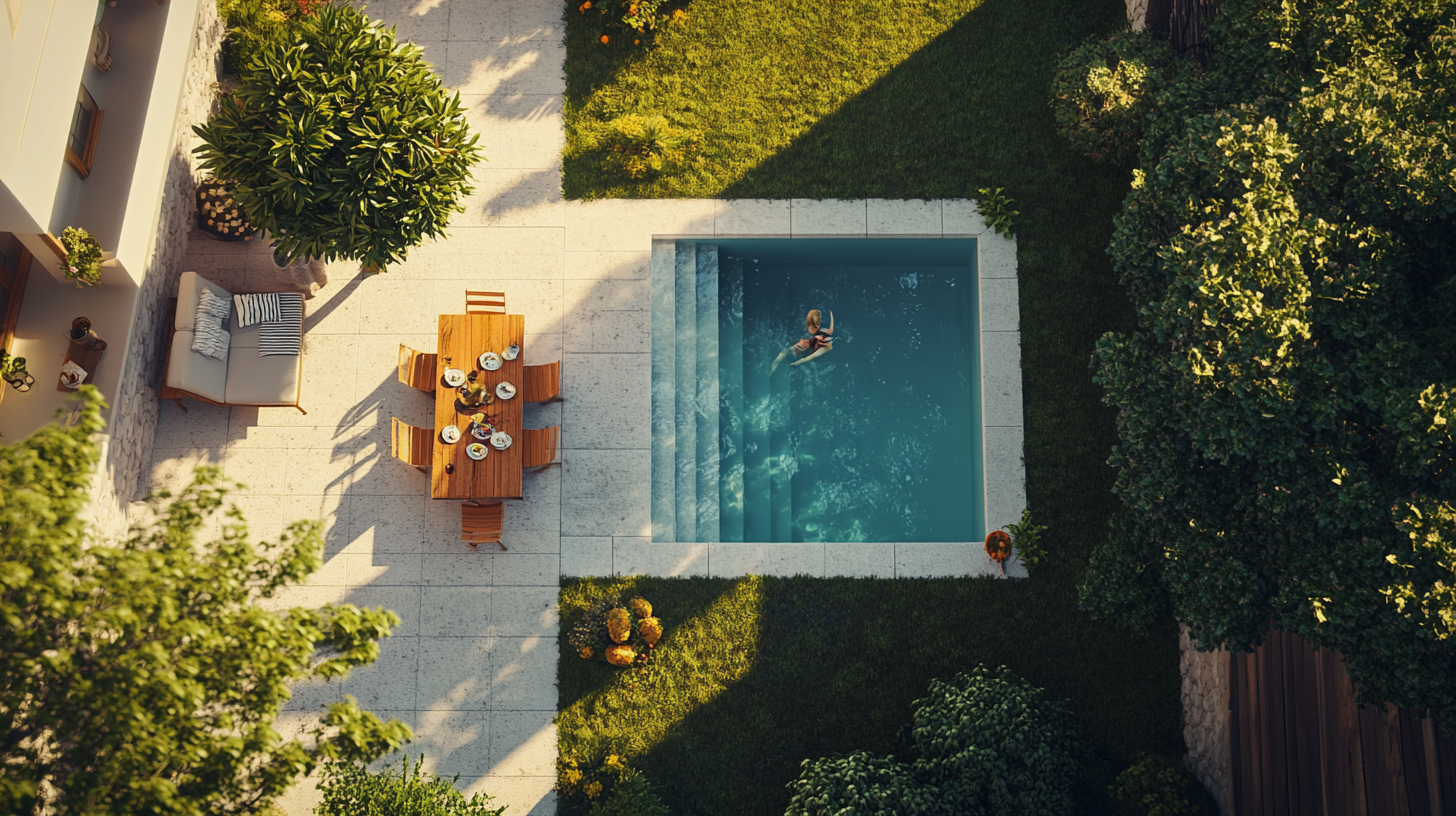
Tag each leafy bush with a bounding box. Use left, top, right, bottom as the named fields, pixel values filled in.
left=1006, top=509, right=1049, bottom=574
left=217, top=0, right=323, bottom=74
left=575, top=0, right=685, bottom=44
left=588, top=768, right=669, bottom=816
left=1049, top=31, right=1188, bottom=166
left=193, top=2, right=483, bottom=271
left=786, top=665, right=1078, bottom=816
left=1110, top=753, right=1217, bottom=816
left=316, top=755, right=504, bottom=816
left=1084, top=0, right=1456, bottom=720
left=603, top=114, right=697, bottom=179
left=59, top=226, right=101, bottom=286
left=975, top=187, right=1018, bottom=238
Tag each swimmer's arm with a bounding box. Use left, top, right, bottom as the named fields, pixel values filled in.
left=826, top=311, right=834, bottom=334
left=790, top=344, right=832, bottom=365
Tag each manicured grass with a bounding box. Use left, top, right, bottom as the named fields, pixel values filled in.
left=563, top=1, right=1175, bottom=813
left=559, top=577, right=1181, bottom=816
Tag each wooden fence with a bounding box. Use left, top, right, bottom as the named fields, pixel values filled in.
left=1229, top=629, right=1456, bottom=815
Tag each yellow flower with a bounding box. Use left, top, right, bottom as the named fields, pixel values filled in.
left=579, top=647, right=593, bottom=659
left=584, top=780, right=602, bottom=799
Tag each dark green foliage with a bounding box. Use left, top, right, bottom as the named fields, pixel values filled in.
left=1110, top=753, right=1217, bottom=816
left=1084, top=0, right=1456, bottom=719
left=193, top=2, right=483, bottom=271
left=786, top=666, right=1077, bottom=816
left=1007, top=508, right=1050, bottom=574
left=559, top=577, right=1180, bottom=816
left=1050, top=31, right=1189, bottom=166
left=589, top=769, right=670, bottom=816
left=315, top=755, right=505, bottom=816
left=0, top=388, right=411, bottom=815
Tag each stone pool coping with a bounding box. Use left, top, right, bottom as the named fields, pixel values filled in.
left=569, top=198, right=1026, bottom=580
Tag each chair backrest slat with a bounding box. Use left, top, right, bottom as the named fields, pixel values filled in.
left=460, top=502, right=504, bottom=548
left=522, top=361, right=561, bottom=403
left=391, top=417, right=433, bottom=468
left=398, top=344, right=438, bottom=392
left=465, top=291, right=507, bottom=315
left=521, top=426, right=560, bottom=469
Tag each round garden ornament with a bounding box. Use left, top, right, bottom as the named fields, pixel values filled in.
left=985, top=530, right=1012, bottom=575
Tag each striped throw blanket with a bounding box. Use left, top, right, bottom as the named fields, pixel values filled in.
left=258, top=293, right=303, bottom=357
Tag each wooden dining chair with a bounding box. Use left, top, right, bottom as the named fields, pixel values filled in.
left=521, top=426, right=560, bottom=471
left=522, top=361, right=562, bottom=403
left=461, top=501, right=506, bottom=550
left=465, top=290, right=506, bottom=315
left=397, top=344, right=438, bottom=393
left=391, top=418, right=434, bottom=471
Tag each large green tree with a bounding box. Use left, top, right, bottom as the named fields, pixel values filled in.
left=0, top=389, right=411, bottom=814
left=194, top=1, right=483, bottom=271
left=1082, top=0, right=1456, bottom=718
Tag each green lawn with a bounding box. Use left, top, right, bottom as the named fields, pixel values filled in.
left=561, top=0, right=1175, bottom=813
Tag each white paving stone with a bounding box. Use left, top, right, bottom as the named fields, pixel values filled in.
left=943, top=198, right=988, bottom=235
left=980, top=331, right=1025, bottom=428
left=867, top=199, right=942, bottom=235
left=824, top=543, right=896, bottom=578
left=790, top=199, right=867, bottom=236
left=709, top=543, right=825, bottom=578
left=715, top=199, right=790, bottom=236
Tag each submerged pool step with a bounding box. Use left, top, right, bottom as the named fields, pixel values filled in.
left=718, top=256, right=745, bottom=543
left=695, top=245, right=720, bottom=543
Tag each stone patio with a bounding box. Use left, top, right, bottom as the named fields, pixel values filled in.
left=143, top=2, right=1023, bottom=814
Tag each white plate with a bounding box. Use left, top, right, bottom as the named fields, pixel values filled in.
left=471, top=423, right=493, bottom=440
left=466, top=443, right=489, bottom=460
left=490, top=431, right=512, bottom=450
left=502, top=343, right=520, bottom=361
left=496, top=381, right=516, bottom=400
left=442, top=368, right=466, bottom=387
left=479, top=352, right=502, bottom=371
left=440, top=424, right=461, bottom=444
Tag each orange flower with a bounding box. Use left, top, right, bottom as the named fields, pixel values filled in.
left=579, top=647, right=593, bottom=659
left=581, top=0, right=591, bottom=7
left=600, top=34, right=609, bottom=44
left=634, top=39, right=641, bottom=46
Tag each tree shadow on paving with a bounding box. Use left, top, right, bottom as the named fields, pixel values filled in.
left=606, top=576, right=1182, bottom=816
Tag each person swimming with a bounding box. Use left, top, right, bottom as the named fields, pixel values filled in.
left=771, top=309, right=834, bottom=374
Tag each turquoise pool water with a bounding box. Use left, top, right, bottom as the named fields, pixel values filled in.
left=651, top=238, right=983, bottom=543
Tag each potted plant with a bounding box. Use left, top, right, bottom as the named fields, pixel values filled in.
left=60, top=227, right=103, bottom=287
left=192, top=3, right=483, bottom=273
left=0, top=349, right=33, bottom=392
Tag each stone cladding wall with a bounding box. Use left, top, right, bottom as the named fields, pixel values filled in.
left=1180, top=623, right=1233, bottom=816
left=86, top=0, right=225, bottom=537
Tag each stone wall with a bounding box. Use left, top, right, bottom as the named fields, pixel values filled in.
left=1180, top=624, right=1233, bottom=816
left=87, top=0, right=225, bottom=537
left=1127, top=0, right=1149, bottom=30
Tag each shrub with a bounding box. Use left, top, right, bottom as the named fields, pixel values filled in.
left=1050, top=31, right=1188, bottom=166
left=975, top=187, right=1018, bottom=238
left=588, top=768, right=669, bottom=816
left=786, top=665, right=1078, bottom=816
left=316, top=755, right=505, bottom=816
left=576, top=0, right=685, bottom=44
left=603, top=114, right=696, bottom=179
left=1111, top=753, right=1218, bottom=816
left=217, top=0, right=324, bottom=74
left=566, top=592, right=662, bottom=667
left=59, top=226, right=102, bottom=286
left=193, top=2, right=483, bottom=271
left=1006, top=508, right=1049, bottom=574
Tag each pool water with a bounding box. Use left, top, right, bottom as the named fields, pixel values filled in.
left=651, top=238, right=983, bottom=543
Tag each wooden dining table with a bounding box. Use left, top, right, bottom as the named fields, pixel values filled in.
left=432, top=314, right=526, bottom=500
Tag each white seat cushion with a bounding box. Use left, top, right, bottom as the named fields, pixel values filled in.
left=224, top=350, right=302, bottom=406
left=166, top=330, right=228, bottom=403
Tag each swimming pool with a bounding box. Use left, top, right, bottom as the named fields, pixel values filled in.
left=651, top=238, right=983, bottom=543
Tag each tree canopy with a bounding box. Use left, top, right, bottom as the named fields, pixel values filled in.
left=1082, top=0, right=1456, bottom=719
left=0, top=389, right=411, bottom=814
left=193, top=1, right=483, bottom=271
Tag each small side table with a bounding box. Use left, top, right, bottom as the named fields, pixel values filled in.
left=58, top=339, right=106, bottom=392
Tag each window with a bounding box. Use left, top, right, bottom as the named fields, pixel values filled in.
left=0, top=232, right=31, bottom=353
left=64, top=85, right=103, bottom=179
